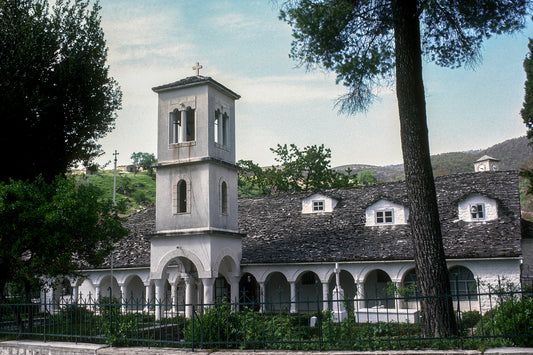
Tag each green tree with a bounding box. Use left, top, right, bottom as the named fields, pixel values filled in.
left=238, top=144, right=356, bottom=195
left=130, top=152, right=157, bottom=177
left=0, top=175, right=128, bottom=324
left=280, top=0, right=528, bottom=337
left=357, top=170, right=377, bottom=186
left=0, top=0, right=122, bottom=182
left=522, top=38, right=533, bottom=142
left=270, top=143, right=339, bottom=192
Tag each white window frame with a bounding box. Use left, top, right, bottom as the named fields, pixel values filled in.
left=312, top=200, right=325, bottom=212
left=376, top=210, right=394, bottom=224
left=470, top=203, right=485, bottom=221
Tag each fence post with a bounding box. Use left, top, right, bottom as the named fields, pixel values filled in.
left=191, top=304, right=195, bottom=352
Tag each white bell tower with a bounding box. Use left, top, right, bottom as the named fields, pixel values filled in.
left=149, top=65, right=242, bottom=315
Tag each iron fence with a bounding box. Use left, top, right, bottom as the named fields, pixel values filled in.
left=0, top=287, right=532, bottom=351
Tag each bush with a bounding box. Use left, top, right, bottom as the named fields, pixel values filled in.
left=460, top=311, right=481, bottom=330
left=58, top=304, right=95, bottom=324
left=476, top=295, right=533, bottom=346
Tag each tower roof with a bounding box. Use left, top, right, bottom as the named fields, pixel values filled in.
left=151, top=75, right=240, bottom=100
left=476, top=155, right=499, bottom=162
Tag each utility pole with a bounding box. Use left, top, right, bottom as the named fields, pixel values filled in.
left=111, top=150, right=118, bottom=298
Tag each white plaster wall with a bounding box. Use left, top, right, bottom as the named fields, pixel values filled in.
left=207, top=86, right=237, bottom=164
left=301, top=193, right=338, bottom=213
left=365, top=199, right=409, bottom=226
left=156, top=163, right=211, bottom=232
left=151, top=233, right=241, bottom=280
left=457, top=194, right=498, bottom=222
left=156, top=85, right=209, bottom=163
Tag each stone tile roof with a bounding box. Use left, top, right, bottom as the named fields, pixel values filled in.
left=100, top=208, right=154, bottom=268
left=151, top=75, right=240, bottom=99
left=239, top=171, right=522, bottom=264
left=100, top=171, right=522, bottom=269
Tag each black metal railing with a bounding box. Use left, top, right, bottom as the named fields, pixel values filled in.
left=1, top=286, right=532, bottom=350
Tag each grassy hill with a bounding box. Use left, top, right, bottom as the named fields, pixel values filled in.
left=83, top=170, right=155, bottom=214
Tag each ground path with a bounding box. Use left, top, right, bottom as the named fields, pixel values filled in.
left=1, top=340, right=533, bottom=355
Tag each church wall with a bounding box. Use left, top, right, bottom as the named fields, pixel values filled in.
left=156, top=85, right=209, bottom=163
left=156, top=163, right=211, bottom=232
left=207, top=86, right=236, bottom=164
left=208, top=164, right=238, bottom=231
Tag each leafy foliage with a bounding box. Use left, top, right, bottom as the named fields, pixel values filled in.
left=279, top=0, right=529, bottom=339
left=131, top=152, right=157, bottom=177
left=522, top=38, right=533, bottom=142
left=0, top=0, right=122, bottom=182
left=0, top=175, right=128, bottom=297
left=280, top=0, right=528, bottom=113
left=238, top=144, right=370, bottom=196
left=476, top=295, right=533, bottom=347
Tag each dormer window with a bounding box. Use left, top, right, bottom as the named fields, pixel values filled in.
left=458, top=194, right=496, bottom=222
left=302, top=194, right=337, bottom=214
left=313, top=200, right=325, bottom=212
left=376, top=210, right=393, bottom=224
left=470, top=204, right=484, bottom=220
left=365, top=200, right=408, bottom=226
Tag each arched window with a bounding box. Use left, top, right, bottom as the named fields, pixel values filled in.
left=168, top=108, right=195, bottom=144
left=215, top=276, right=230, bottom=304
left=221, top=181, right=228, bottom=215
left=449, top=266, right=477, bottom=301
left=402, top=268, right=418, bottom=299
left=178, top=180, right=187, bottom=213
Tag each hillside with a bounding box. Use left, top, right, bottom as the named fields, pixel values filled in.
left=83, top=170, right=155, bottom=213
left=333, top=136, right=533, bottom=180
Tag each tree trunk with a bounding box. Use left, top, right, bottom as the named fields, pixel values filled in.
left=391, top=0, right=457, bottom=337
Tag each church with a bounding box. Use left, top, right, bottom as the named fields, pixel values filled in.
left=58, top=70, right=524, bottom=321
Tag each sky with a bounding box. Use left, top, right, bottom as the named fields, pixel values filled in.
left=96, top=0, right=532, bottom=168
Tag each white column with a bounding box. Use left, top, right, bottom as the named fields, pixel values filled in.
left=197, top=280, right=203, bottom=305
left=229, top=276, right=240, bottom=312
left=184, top=276, right=194, bottom=318
left=394, top=281, right=401, bottom=310
left=95, top=285, right=101, bottom=301
left=259, top=282, right=265, bottom=313
left=202, top=278, right=215, bottom=306
left=171, top=282, right=178, bottom=315
left=120, top=284, right=127, bottom=313
left=180, top=109, right=187, bottom=143
left=322, top=281, right=329, bottom=311
left=154, top=279, right=164, bottom=321
left=217, top=111, right=223, bottom=144
left=356, top=283, right=365, bottom=310
left=289, top=281, right=297, bottom=313
left=230, top=276, right=239, bottom=304
left=73, top=286, right=79, bottom=303
left=144, top=283, right=152, bottom=313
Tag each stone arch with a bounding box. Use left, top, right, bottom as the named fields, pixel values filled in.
left=448, top=265, right=477, bottom=301
left=327, top=269, right=356, bottom=311
left=264, top=271, right=290, bottom=311
left=363, top=269, right=394, bottom=309
left=212, top=247, right=240, bottom=278
left=99, top=275, right=120, bottom=300
left=295, top=271, right=322, bottom=312
left=123, top=274, right=145, bottom=306
left=239, top=273, right=260, bottom=307
left=152, top=248, right=206, bottom=279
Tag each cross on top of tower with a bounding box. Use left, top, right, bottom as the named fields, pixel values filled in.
left=192, top=62, right=203, bottom=76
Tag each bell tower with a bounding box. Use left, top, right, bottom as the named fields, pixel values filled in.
left=149, top=65, right=242, bottom=312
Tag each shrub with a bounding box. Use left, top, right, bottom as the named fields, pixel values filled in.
left=476, top=295, right=533, bottom=346
left=460, top=310, right=481, bottom=330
